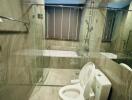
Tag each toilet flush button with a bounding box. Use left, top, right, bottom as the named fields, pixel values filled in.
left=97, top=74, right=102, bottom=77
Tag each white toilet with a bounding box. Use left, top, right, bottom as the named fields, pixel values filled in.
left=120, top=63, right=132, bottom=71
left=59, top=62, right=111, bottom=100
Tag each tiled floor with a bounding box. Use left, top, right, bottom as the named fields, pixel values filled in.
left=29, top=68, right=80, bottom=100
left=29, top=86, right=61, bottom=100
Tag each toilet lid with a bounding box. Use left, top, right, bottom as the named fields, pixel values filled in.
left=79, top=62, right=95, bottom=90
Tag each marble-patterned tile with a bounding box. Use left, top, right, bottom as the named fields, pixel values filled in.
left=36, top=68, right=80, bottom=86
left=29, top=68, right=81, bottom=100
left=29, top=86, right=61, bottom=100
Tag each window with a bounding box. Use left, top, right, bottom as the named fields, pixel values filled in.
left=45, top=6, right=82, bottom=41
left=102, top=10, right=116, bottom=42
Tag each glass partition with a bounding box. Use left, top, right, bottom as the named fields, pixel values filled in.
left=0, top=0, right=132, bottom=100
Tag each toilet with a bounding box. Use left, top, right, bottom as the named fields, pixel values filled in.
left=59, top=62, right=111, bottom=100
left=120, top=63, right=132, bottom=71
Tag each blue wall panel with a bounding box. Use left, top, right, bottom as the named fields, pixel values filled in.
left=107, top=1, right=130, bottom=8
left=45, top=0, right=86, bottom=4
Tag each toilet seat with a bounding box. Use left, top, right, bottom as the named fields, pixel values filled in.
left=59, top=62, right=95, bottom=100
left=59, top=84, right=84, bottom=100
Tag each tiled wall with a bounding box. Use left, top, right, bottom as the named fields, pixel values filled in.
left=79, top=2, right=106, bottom=53
left=0, top=0, right=25, bottom=32
left=100, top=2, right=132, bottom=53
left=45, top=40, right=79, bottom=51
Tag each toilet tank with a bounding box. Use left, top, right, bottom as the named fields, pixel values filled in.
left=94, top=69, right=112, bottom=100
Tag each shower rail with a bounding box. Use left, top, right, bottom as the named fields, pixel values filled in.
left=0, top=16, right=29, bottom=33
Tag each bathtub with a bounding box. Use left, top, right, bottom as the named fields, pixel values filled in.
left=17, top=49, right=79, bottom=58
left=16, top=49, right=83, bottom=69
left=100, top=52, right=117, bottom=59
left=42, top=50, right=79, bottom=58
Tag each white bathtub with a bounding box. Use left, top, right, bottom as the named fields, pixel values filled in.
left=16, top=49, right=79, bottom=58
left=43, top=50, right=78, bottom=57
left=100, top=52, right=117, bottom=59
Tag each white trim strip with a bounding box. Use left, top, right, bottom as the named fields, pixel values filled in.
left=61, top=8, right=63, bottom=39
left=68, top=8, right=71, bottom=40
left=46, top=10, right=49, bottom=38
left=54, top=8, right=56, bottom=38
left=75, top=9, right=79, bottom=40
